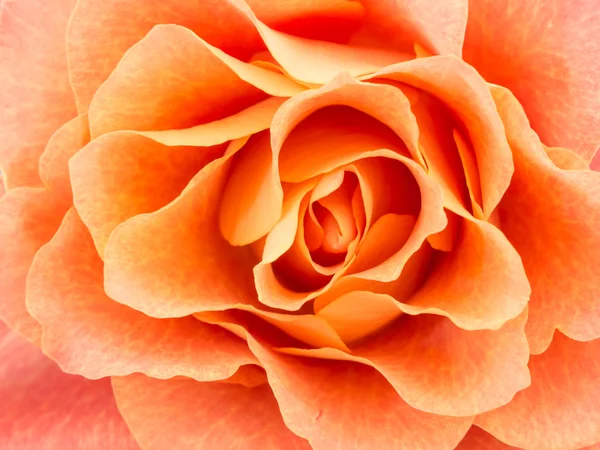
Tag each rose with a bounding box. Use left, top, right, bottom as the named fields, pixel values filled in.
left=1, top=0, right=599, bottom=449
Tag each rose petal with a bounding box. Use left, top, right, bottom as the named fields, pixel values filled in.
left=357, top=0, right=468, bottom=56
left=281, top=311, right=530, bottom=417
left=219, top=131, right=283, bottom=245
left=313, top=242, right=433, bottom=313
left=0, top=188, right=68, bottom=343
left=371, top=56, right=514, bottom=217
left=222, top=364, right=268, bottom=388
left=0, top=0, right=77, bottom=189
left=454, top=129, right=484, bottom=216
left=112, top=374, right=310, bottom=450
left=260, top=180, right=320, bottom=263
left=247, top=337, right=472, bottom=450
left=247, top=0, right=364, bottom=42
left=254, top=150, right=446, bottom=311
left=544, top=146, right=590, bottom=171
left=0, top=320, right=138, bottom=449
left=71, top=132, right=222, bottom=258
left=139, top=97, right=288, bottom=147
left=405, top=88, right=472, bottom=214
left=347, top=213, right=416, bottom=275
left=27, top=208, right=256, bottom=380
left=88, top=24, right=272, bottom=138
left=67, top=0, right=263, bottom=112
left=196, top=303, right=350, bottom=352
left=316, top=290, right=403, bottom=345
left=455, top=426, right=520, bottom=450
left=227, top=0, right=410, bottom=85
left=104, top=140, right=257, bottom=318
left=272, top=74, right=420, bottom=169
left=39, top=115, right=90, bottom=201
left=476, top=333, right=600, bottom=450
left=427, top=209, right=460, bottom=251
left=591, top=150, right=600, bottom=172
left=400, top=218, right=530, bottom=331
left=464, top=0, right=600, bottom=161
left=492, top=86, right=600, bottom=354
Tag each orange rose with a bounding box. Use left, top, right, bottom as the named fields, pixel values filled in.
left=1, top=0, right=599, bottom=449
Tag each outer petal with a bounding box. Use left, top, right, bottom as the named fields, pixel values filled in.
left=248, top=337, right=472, bottom=450
left=455, top=426, right=520, bottom=450
left=67, top=0, right=263, bottom=112
left=357, top=0, right=468, bottom=56
left=112, top=374, right=310, bottom=450
left=493, top=86, right=600, bottom=354
left=27, top=209, right=256, bottom=380
left=476, top=333, right=600, bottom=450
left=0, top=0, right=77, bottom=189
left=0, top=188, right=68, bottom=343
left=464, top=1, right=600, bottom=161
left=0, top=320, right=138, bottom=449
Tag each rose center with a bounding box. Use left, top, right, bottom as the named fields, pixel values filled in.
left=305, top=172, right=359, bottom=266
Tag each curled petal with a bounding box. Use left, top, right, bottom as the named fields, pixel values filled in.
left=0, top=320, right=138, bottom=449
left=226, top=0, right=410, bottom=85
left=27, top=209, right=256, bottom=380
left=273, top=74, right=420, bottom=166
left=88, top=24, right=277, bottom=138
left=112, top=374, right=310, bottom=450
left=493, top=86, right=600, bottom=354
left=476, top=333, right=600, bottom=450
left=371, top=56, right=514, bottom=217
left=219, top=132, right=283, bottom=246
left=401, top=218, right=530, bottom=331
left=104, top=141, right=257, bottom=318
left=71, top=132, right=222, bottom=258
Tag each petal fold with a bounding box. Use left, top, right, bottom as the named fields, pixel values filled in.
left=248, top=337, right=472, bottom=450
left=371, top=56, right=514, bottom=217
left=104, top=141, right=257, bottom=318
left=88, top=24, right=271, bottom=138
